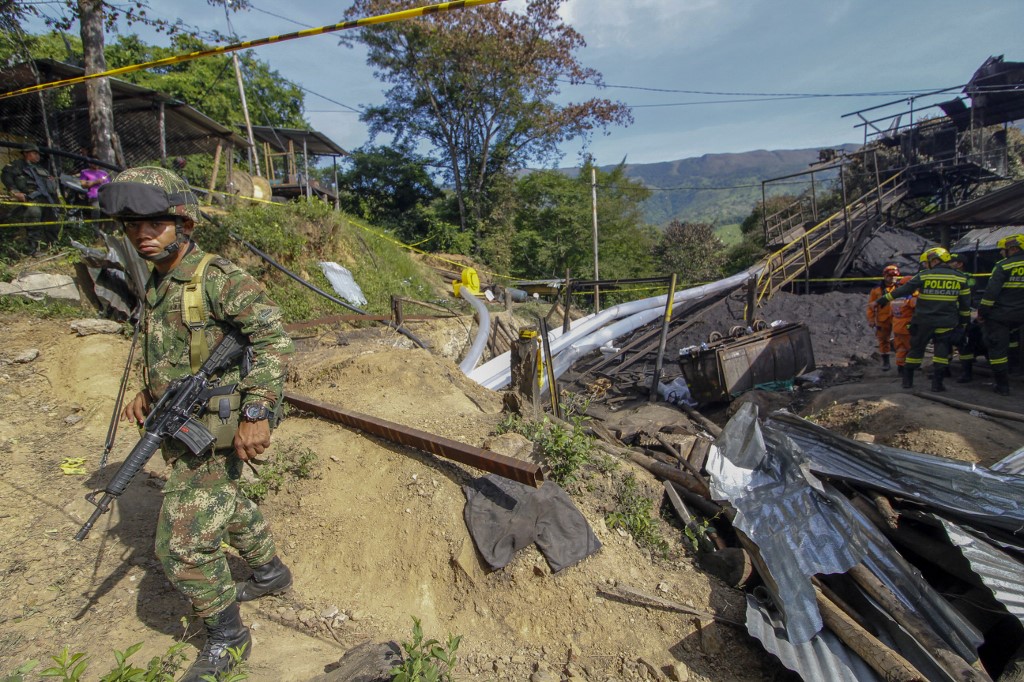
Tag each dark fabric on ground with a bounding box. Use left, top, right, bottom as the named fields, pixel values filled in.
left=463, top=474, right=601, bottom=573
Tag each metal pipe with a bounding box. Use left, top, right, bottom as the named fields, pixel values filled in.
left=284, top=393, right=543, bottom=487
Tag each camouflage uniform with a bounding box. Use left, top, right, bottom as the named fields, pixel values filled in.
left=143, top=245, right=294, bottom=617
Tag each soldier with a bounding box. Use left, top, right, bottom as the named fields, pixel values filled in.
left=100, top=167, right=295, bottom=682
left=866, top=264, right=901, bottom=371
left=877, top=247, right=971, bottom=392
left=1, top=143, right=59, bottom=250
left=979, top=234, right=1024, bottom=395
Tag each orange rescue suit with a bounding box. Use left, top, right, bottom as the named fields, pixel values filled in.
left=889, top=276, right=918, bottom=366
left=867, top=282, right=898, bottom=354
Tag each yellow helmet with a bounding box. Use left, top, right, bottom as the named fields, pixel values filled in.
left=997, top=234, right=1024, bottom=251
left=919, top=247, right=951, bottom=264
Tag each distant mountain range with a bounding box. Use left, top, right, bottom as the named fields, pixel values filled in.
left=562, top=144, right=860, bottom=228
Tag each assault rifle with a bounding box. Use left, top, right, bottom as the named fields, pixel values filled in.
left=74, top=331, right=247, bottom=541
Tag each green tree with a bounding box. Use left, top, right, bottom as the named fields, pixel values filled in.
left=510, top=161, right=655, bottom=280
left=653, top=221, right=726, bottom=284
left=106, top=33, right=306, bottom=131
left=340, top=0, right=632, bottom=242
left=337, top=144, right=444, bottom=243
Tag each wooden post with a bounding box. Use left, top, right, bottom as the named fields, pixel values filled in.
left=649, top=273, right=677, bottom=403
left=847, top=564, right=992, bottom=682
left=745, top=274, right=757, bottom=325
left=391, top=295, right=403, bottom=327
left=562, top=268, right=572, bottom=334
left=539, top=317, right=562, bottom=419
left=591, top=166, right=600, bottom=313
left=510, top=327, right=541, bottom=421
left=207, top=142, right=223, bottom=204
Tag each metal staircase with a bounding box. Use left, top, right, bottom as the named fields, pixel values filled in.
left=755, top=173, right=907, bottom=303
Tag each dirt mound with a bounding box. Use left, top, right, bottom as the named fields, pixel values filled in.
left=0, top=315, right=780, bottom=682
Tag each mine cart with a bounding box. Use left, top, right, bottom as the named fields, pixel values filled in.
left=678, top=322, right=815, bottom=404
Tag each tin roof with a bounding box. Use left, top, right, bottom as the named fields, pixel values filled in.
left=0, top=59, right=248, bottom=164
left=248, top=125, right=346, bottom=157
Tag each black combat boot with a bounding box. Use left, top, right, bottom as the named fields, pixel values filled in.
left=902, top=366, right=915, bottom=389
left=881, top=354, right=891, bottom=371
left=931, top=369, right=946, bottom=392
left=236, top=556, right=293, bottom=602
left=179, top=603, right=251, bottom=682
left=994, top=369, right=1011, bottom=396
left=956, top=361, right=973, bottom=384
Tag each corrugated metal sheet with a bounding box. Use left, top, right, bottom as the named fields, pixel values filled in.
left=951, top=225, right=1024, bottom=253
left=940, top=518, right=1024, bottom=628
left=991, top=444, right=1024, bottom=475
left=767, top=411, right=1024, bottom=533
left=709, top=404, right=983, bottom=662
left=744, top=595, right=882, bottom=682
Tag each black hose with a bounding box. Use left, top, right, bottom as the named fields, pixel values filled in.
left=229, top=232, right=429, bottom=349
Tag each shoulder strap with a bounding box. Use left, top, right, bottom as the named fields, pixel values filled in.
left=182, top=252, right=217, bottom=373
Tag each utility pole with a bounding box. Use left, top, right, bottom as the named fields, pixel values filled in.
left=224, top=1, right=259, bottom=176
left=591, top=165, right=600, bottom=312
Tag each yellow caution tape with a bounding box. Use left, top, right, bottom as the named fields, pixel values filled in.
left=0, top=0, right=505, bottom=101
left=60, top=457, right=88, bottom=475
left=0, top=218, right=107, bottom=229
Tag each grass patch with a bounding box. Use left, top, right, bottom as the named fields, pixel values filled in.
left=0, top=296, right=82, bottom=319
left=203, top=201, right=442, bottom=322
left=239, top=443, right=319, bottom=502
left=714, top=223, right=742, bottom=246
left=606, top=473, right=669, bottom=557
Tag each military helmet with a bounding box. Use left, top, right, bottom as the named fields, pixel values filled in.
left=997, top=234, right=1024, bottom=251
left=99, top=166, right=200, bottom=224
left=919, top=247, right=951, bottom=264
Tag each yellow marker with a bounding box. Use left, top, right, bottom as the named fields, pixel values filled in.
left=60, top=457, right=88, bottom=475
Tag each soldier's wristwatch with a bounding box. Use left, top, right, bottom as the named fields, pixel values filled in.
left=241, top=401, right=273, bottom=423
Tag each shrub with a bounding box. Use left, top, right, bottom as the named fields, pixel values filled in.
left=239, top=444, right=319, bottom=502
left=606, top=473, right=669, bottom=557
left=390, top=617, right=461, bottom=682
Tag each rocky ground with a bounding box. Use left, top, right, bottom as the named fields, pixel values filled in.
left=1, top=282, right=1021, bottom=682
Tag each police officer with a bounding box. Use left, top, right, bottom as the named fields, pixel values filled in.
left=100, top=167, right=295, bottom=681
left=979, top=234, right=1024, bottom=395
left=877, top=247, right=971, bottom=392
left=947, top=252, right=981, bottom=383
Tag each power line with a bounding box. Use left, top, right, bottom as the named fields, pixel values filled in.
left=560, top=79, right=964, bottom=99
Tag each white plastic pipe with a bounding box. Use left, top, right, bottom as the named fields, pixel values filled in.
left=468, top=270, right=755, bottom=390
left=458, top=286, right=492, bottom=374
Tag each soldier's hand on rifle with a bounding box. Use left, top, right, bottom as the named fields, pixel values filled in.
left=234, top=420, right=271, bottom=462
left=121, top=390, right=152, bottom=425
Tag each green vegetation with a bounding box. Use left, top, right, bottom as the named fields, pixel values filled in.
left=605, top=473, right=669, bottom=557
left=0, top=639, right=243, bottom=682
left=390, top=617, right=462, bottom=682
left=496, top=392, right=601, bottom=489
left=202, top=199, right=441, bottom=321
left=238, top=444, right=319, bottom=503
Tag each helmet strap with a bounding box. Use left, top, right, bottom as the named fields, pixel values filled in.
left=138, top=218, right=190, bottom=263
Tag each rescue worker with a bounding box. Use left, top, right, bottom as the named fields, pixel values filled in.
left=978, top=234, right=1024, bottom=395
left=100, top=167, right=296, bottom=681
left=877, top=247, right=971, bottom=392
left=948, top=253, right=980, bottom=383
left=1, top=143, right=59, bottom=250
left=866, top=264, right=901, bottom=371
left=889, top=274, right=918, bottom=377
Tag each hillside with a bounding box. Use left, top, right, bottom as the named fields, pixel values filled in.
left=565, top=145, right=859, bottom=227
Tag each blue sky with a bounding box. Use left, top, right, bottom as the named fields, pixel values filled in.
left=24, top=0, right=1024, bottom=166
